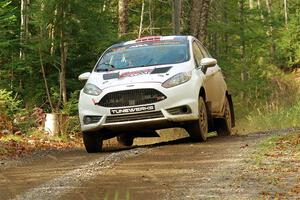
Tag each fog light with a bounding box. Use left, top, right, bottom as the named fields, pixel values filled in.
left=83, top=116, right=102, bottom=124
left=166, top=105, right=191, bottom=115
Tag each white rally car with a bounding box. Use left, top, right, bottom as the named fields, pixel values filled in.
left=78, top=36, right=235, bottom=153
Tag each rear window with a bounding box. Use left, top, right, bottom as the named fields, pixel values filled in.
left=95, top=40, right=189, bottom=72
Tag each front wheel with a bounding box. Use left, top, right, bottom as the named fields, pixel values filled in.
left=82, top=132, right=103, bottom=153
left=185, top=96, right=208, bottom=142
left=216, top=96, right=232, bottom=136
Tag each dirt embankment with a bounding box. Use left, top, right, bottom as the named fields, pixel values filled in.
left=0, top=129, right=299, bottom=200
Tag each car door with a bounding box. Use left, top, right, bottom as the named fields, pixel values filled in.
left=192, top=40, right=214, bottom=110
left=195, top=41, right=227, bottom=116
left=192, top=40, right=204, bottom=68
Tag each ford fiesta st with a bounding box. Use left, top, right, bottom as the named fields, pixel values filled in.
left=78, top=35, right=235, bottom=153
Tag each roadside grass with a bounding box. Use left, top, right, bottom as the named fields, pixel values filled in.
left=236, top=101, right=300, bottom=133
left=242, top=132, right=300, bottom=198
left=233, top=70, right=300, bottom=134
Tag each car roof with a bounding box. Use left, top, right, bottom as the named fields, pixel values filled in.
left=110, top=35, right=190, bottom=48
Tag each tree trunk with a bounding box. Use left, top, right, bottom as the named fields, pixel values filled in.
left=40, top=3, right=54, bottom=111
left=148, top=0, right=153, bottom=35
left=223, top=1, right=229, bottom=54
left=60, top=0, right=67, bottom=105
left=20, top=0, right=29, bottom=59
left=138, top=0, right=145, bottom=38
left=284, top=0, right=288, bottom=26
left=39, top=46, right=54, bottom=112
left=197, top=0, right=210, bottom=43
left=257, top=0, right=265, bottom=21
left=50, top=8, right=58, bottom=56
left=118, top=0, right=128, bottom=37
left=265, top=0, right=275, bottom=61
left=189, top=0, right=211, bottom=43
left=189, top=0, right=201, bottom=37
left=238, top=0, right=248, bottom=102
left=239, top=0, right=247, bottom=82
left=172, top=0, right=181, bottom=35
left=249, top=0, right=254, bottom=9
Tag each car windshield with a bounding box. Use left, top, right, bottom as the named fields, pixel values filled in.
left=95, top=40, right=189, bottom=71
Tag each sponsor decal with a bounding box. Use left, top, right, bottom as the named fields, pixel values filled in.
left=92, top=98, right=97, bottom=105
left=119, top=69, right=153, bottom=79
left=110, top=105, right=155, bottom=115
left=128, top=44, right=148, bottom=48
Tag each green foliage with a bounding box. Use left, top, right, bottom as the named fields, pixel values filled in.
left=0, top=0, right=299, bottom=135
left=208, top=0, right=300, bottom=128
left=13, top=108, right=37, bottom=134
left=0, top=89, right=22, bottom=118
left=275, top=16, right=300, bottom=68
left=60, top=116, right=80, bottom=136
left=0, top=0, right=18, bottom=53
left=61, top=91, right=79, bottom=116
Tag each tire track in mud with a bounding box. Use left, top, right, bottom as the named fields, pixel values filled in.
left=12, top=147, right=149, bottom=200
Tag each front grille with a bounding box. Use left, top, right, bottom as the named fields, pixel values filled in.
left=105, top=111, right=164, bottom=123
left=99, top=89, right=166, bottom=107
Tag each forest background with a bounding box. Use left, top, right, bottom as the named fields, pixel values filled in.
left=0, top=0, right=299, bottom=138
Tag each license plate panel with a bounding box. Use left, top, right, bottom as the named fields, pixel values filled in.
left=110, top=105, right=155, bottom=115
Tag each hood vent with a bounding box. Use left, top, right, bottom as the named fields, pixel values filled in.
left=103, top=72, right=119, bottom=80
left=151, top=67, right=172, bottom=74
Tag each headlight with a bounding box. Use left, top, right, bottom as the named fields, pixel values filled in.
left=162, top=72, right=192, bottom=88
left=83, top=83, right=102, bottom=96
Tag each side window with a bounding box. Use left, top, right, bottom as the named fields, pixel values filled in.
left=192, top=41, right=204, bottom=67
left=196, top=41, right=211, bottom=58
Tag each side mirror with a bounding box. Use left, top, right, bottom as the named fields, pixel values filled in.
left=78, top=72, right=91, bottom=81
left=200, top=58, right=217, bottom=67
left=200, top=58, right=217, bottom=74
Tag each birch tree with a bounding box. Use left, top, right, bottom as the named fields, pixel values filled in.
left=20, top=0, right=29, bottom=59
left=283, top=0, right=288, bottom=26
left=138, top=0, right=145, bottom=38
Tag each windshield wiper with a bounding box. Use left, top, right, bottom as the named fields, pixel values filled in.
left=96, top=63, right=116, bottom=72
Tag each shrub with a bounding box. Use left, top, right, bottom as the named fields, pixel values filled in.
left=0, top=89, right=21, bottom=118
left=0, top=89, right=22, bottom=134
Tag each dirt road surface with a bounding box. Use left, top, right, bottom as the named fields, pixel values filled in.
left=0, top=129, right=299, bottom=200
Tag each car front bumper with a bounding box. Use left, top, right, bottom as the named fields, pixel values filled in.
left=78, top=81, right=199, bottom=133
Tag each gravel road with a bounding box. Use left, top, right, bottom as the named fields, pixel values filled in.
left=0, top=128, right=299, bottom=200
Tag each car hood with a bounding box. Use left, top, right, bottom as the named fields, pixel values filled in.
left=87, top=63, right=192, bottom=90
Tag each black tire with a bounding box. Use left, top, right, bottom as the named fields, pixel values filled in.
left=117, top=135, right=134, bottom=147
left=185, top=96, right=208, bottom=141
left=216, top=96, right=232, bottom=136
left=82, top=132, right=103, bottom=153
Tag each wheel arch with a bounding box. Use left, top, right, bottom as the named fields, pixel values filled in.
left=199, top=87, right=214, bottom=132
left=225, top=91, right=235, bottom=128
left=199, top=87, right=206, bottom=100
